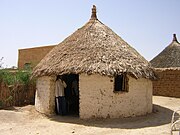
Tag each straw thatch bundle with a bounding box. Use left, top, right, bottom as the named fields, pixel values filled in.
left=32, top=5, right=155, bottom=79
left=150, top=34, right=180, bottom=68
left=154, top=67, right=180, bottom=71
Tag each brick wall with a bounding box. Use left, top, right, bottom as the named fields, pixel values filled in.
left=18, top=45, right=56, bottom=69
left=153, top=69, right=180, bottom=98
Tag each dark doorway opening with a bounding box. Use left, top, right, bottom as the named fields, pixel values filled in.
left=55, top=74, right=79, bottom=116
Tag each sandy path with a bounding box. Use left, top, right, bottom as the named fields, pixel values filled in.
left=0, top=96, right=180, bottom=135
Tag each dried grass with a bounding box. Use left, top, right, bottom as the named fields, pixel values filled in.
left=32, top=6, right=155, bottom=79
left=150, top=34, right=180, bottom=68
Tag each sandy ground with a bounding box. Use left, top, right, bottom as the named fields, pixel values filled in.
left=0, top=96, right=180, bottom=135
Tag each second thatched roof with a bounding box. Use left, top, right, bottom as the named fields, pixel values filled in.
left=32, top=5, right=155, bottom=79
left=150, top=34, right=180, bottom=68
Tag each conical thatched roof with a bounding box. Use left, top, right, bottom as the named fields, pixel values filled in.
left=32, top=5, right=155, bottom=79
left=150, top=34, right=180, bottom=68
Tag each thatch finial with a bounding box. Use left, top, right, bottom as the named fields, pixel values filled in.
left=90, top=5, right=97, bottom=20
left=173, top=34, right=178, bottom=42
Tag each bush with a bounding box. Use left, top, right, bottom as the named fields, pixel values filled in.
left=0, top=69, right=36, bottom=108
left=16, top=71, right=32, bottom=85
left=0, top=69, right=34, bottom=86
left=0, top=70, right=15, bottom=85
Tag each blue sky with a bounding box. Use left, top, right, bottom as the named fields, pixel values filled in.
left=0, top=0, right=180, bottom=68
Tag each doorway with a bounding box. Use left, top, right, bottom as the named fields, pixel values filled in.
left=55, top=74, right=79, bottom=116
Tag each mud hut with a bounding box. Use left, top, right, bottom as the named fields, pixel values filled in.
left=150, top=34, right=180, bottom=98
left=32, top=5, right=155, bottom=119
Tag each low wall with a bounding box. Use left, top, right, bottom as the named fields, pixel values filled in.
left=79, top=74, right=152, bottom=119
left=153, top=68, right=180, bottom=98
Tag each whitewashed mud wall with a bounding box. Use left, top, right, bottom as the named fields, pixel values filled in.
left=35, top=76, right=56, bottom=114
left=79, top=74, right=152, bottom=119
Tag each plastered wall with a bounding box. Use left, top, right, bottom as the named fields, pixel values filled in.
left=35, top=76, right=56, bottom=114
left=79, top=74, right=152, bottom=119
left=153, top=69, right=180, bottom=98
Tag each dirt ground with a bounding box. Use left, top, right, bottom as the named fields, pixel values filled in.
left=0, top=96, right=180, bottom=135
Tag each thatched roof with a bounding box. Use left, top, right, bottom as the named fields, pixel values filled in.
left=154, top=67, right=180, bottom=71
left=150, top=34, right=180, bottom=68
left=32, top=5, right=155, bottom=79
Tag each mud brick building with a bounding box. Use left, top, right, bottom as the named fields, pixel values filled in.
left=151, top=34, right=180, bottom=98
left=18, top=45, right=56, bottom=69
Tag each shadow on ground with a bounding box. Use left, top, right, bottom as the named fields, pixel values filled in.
left=2, top=106, right=18, bottom=111
left=47, top=104, right=177, bottom=129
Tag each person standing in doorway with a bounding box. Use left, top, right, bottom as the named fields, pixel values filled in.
left=72, top=79, right=78, bottom=96
left=55, top=76, right=67, bottom=115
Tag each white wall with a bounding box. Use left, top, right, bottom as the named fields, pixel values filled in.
left=35, top=76, right=56, bottom=114
left=79, top=74, right=152, bottom=119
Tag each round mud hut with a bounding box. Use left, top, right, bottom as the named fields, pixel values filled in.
left=150, top=34, right=180, bottom=98
left=32, top=5, right=155, bottom=119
